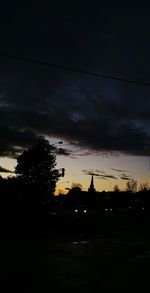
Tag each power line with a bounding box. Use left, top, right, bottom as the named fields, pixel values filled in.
left=0, top=52, right=150, bottom=87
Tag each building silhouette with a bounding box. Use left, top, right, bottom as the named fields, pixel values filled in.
left=88, top=175, right=96, bottom=193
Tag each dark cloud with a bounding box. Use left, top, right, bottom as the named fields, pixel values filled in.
left=75, top=150, right=95, bottom=157
left=119, top=172, right=132, bottom=180
left=82, top=169, right=105, bottom=175
left=0, top=69, right=150, bottom=158
left=0, top=123, right=43, bottom=158
left=111, top=168, right=127, bottom=172
left=82, top=170, right=98, bottom=176
left=94, top=169, right=106, bottom=175
left=101, top=174, right=117, bottom=180
left=56, top=148, right=72, bottom=156
left=120, top=176, right=132, bottom=181
left=0, top=3, right=150, bottom=157
left=82, top=169, right=117, bottom=180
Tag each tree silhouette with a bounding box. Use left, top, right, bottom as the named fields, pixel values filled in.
left=113, top=184, right=120, bottom=192
left=139, top=182, right=149, bottom=192
left=67, top=183, right=83, bottom=206
left=15, top=139, right=61, bottom=212
left=126, top=178, right=137, bottom=193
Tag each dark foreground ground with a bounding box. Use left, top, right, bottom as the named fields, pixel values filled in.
left=0, top=213, right=150, bottom=292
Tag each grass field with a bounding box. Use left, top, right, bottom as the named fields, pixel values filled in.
left=0, top=214, right=150, bottom=292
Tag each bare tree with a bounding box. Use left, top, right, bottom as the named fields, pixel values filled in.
left=113, top=184, right=120, bottom=192
left=71, top=183, right=82, bottom=190
left=139, top=182, right=149, bottom=192
left=126, top=178, right=137, bottom=192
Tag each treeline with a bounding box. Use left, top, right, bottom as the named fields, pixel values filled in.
left=56, top=187, right=150, bottom=215
left=1, top=177, right=150, bottom=219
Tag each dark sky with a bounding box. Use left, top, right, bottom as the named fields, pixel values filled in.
left=1, top=1, right=150, bottom=158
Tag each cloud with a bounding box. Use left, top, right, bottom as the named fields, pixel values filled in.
left=0, top=5, right=150, bottom=158
left=111, top=168, right=127, bottom=172
left=82, top=169, right=105, bottom=175
left=56, top=148, right=72, bottom=156
left=0, top=166, right=13, bottom=173
left=100, top=174, right=117, bottom=179
left=0, top=81, right=150, bottom=158
left=120, top=176, right=131, bottom=181
left=94, top=169, right=106, bottom=174
left=82, top=169, right=117, bottom=179
left=0, top=123, right=43, bottom=158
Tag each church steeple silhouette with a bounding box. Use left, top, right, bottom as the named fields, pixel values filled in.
left=88, top=175, right=95, bottom=193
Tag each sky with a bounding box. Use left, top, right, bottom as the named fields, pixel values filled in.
left=0, top=1, right=150, bottom=194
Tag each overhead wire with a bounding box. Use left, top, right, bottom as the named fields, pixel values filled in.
left=0, top=52, right=150, bottom=87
